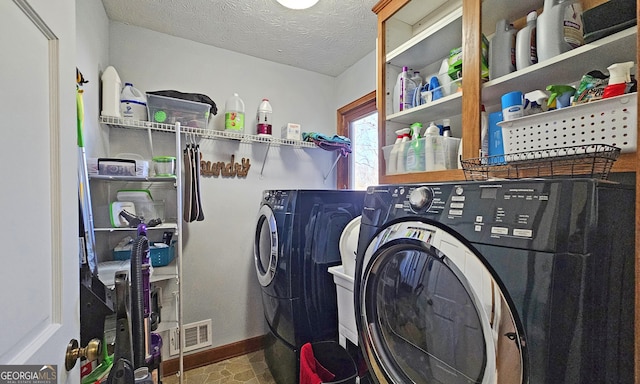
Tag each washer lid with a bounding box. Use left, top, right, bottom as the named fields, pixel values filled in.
left=356, top=219, right=525, bottom=384
left=339, top=215, right=361, bottom=277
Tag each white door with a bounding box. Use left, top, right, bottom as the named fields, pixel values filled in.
left=0, top=1, right=79, bottom=383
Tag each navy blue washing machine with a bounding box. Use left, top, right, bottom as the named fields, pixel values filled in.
left=255, top=189, right=365, bottom=384
left=354, top=179, right=634, bottom=384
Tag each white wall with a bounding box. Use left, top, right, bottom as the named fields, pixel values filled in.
left=76, top=0, right=110, bottom=158
left=76, top=0, right=376, bottom=353
left=334, top=50, right=376, bottom=109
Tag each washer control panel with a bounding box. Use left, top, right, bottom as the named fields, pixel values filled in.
left=262, top=190, right=294, bottom=212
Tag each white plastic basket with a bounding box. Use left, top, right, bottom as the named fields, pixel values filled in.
left=498, top=93, right=637, bottom=155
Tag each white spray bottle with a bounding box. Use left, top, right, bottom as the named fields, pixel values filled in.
left=387, top=129, right=404, bottom=175
left=603, top=61, right=635, bottom=98
left=395, top=128, right=412, bottom=174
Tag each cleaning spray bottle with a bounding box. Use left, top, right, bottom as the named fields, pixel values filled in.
left=537, top=0, right=584, bottom=62
left=405, top=122, right=425, bottom=172
left=387, top=129, right=405, bottom=175
left=523, top=90, right=550, bottom=115
left=489, top=19, right=517, bottom=80
left=546, top=84, right=575, bottom=109
left=603, top=61, right=635, bottom=98
left=395, top=128, right=412, bottom=174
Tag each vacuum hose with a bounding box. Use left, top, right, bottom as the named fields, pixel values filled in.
left=130, top=224, right=149, bottom=369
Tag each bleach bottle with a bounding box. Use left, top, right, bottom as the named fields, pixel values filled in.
left=225, top=93, right=245, bottom=133
left=256, top=98, right=272, bottom=135
left=537, top=0, right=584, bottom=62
left=120, top=83, right=147, bottom=121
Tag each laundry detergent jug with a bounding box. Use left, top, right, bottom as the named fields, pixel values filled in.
left=537, top=0, right=584, bottom=62
left=120, top=83, right=147, bottom=121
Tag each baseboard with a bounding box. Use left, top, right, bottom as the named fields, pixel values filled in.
left=162, top=334, right=265, bottom=376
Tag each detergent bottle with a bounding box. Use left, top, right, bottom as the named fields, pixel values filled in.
left=516, top=11, right=538, bottom=70
left=400, top=66, right=417, bottom=111
left=101, top=66, right=122, bottom=118
left=424, top=122, right=444, bottom=171
left=225, top=93, right=245, bottom=132
left=603, top=61, right=634, bottom=98
left=537, top=0, right=584, bottom=62
left=405, top=122, right=425, bottom=172
left=489, top=19, right=517, bottom=80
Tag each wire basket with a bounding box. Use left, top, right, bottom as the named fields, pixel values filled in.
left=461, top=144, right=621, bottom=181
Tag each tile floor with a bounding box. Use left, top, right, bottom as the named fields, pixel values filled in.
left=162, top=350, right=276, bottom=384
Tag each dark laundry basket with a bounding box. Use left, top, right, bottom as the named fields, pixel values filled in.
left=311, top=341, right=358, bottom=384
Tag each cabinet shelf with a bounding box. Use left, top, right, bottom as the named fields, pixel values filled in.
left=99, top=115, right=317, bottom=149
left=94, top=223, right=178, bottom=232
left=386, top=5, right=462, bottom=69
left=386, top=92, right=462, bottom=124
left=482, top=26, right=637, bottom=103
left=89, top=174, right=177, bottom=183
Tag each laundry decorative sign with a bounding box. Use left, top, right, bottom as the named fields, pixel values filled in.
left=201, top=155, right=251, bottom=178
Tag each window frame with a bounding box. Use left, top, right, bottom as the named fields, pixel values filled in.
left=336, top=91, right=377, bottom=189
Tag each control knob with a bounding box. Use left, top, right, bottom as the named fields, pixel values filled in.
left=409, top=187, right=433, bottom=211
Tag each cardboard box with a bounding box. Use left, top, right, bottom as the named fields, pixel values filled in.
left=281, top=123, right=301, bottom=141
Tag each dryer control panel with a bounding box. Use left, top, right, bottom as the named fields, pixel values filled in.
left=362, top=179, right=600, bottom=253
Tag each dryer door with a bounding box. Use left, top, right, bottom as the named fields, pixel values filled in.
left=356, top=219, right=525, bottom=384
left=255, top=204, right=279, bottom=287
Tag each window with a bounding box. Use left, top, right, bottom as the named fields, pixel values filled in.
left=337, top=91, right=377, bottom=190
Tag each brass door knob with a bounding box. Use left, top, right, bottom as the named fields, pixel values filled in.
left=65, top=338, right=101, bottom=371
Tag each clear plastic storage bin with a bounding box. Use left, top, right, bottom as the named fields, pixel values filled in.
left=146, top=94, right=211, bottom=129
left=383, top=136, right=460, bottom=174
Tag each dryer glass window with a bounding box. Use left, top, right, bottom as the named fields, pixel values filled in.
left=256, top=216, right=272, bottom=274
left=361, top=242, right=524, bottom=384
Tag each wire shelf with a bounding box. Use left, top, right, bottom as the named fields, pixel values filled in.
left=99, top=115, right=317, bottom=148
left=461, top=144, right=621, bottom=181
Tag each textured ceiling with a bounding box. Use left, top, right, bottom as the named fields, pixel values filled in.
left=101, top=0, right=379, bottom=77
